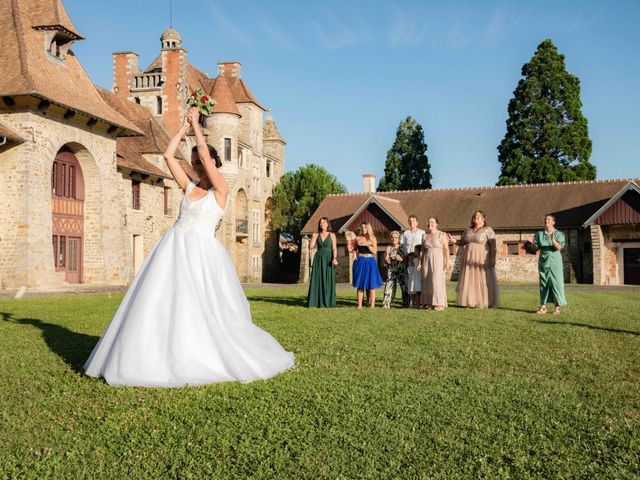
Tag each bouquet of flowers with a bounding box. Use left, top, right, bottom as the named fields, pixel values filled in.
left=187, top=88, right=217, bottom=116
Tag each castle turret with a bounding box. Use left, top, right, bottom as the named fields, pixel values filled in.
left=161, top=27, right=182, bottom=49
left=160, top=28, right=187, bottom=135
left=205, top=72, right=241, bottom=175
left=263, top=111, right=286, bottom=181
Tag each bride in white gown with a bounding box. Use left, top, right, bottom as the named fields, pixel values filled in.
left=84, top=108, right=294, bottom=387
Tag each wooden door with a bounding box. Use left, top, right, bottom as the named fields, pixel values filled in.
left=623, top=248, right=640, bottom=285
left=66, top=237, right=81, bottom=283
left=51, top=150, right=84, bottom=283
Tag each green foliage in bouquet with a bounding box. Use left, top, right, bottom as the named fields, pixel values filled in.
left=187, top=88, right=217, bottom=116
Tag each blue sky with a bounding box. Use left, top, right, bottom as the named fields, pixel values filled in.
left=65, top=0, right=640, bottom=193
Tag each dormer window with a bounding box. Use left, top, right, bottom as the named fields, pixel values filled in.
left=35, top=26, right=82, bottom=61
left=47, top=32, right=73, bottom=60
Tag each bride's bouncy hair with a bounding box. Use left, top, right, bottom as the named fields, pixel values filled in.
left=192, top=144, right=222, bottom=168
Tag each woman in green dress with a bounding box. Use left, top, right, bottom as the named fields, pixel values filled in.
left=528, top=214, right=567, bottom=314
left=307, top=217, right=338, bottom=308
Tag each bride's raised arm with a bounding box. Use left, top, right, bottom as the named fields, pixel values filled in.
left=162, top=114, right=192, bottom=192
left=189, top=109, right=229, bottom=208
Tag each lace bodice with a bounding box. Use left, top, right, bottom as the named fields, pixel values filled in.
left=173, top=181, right=224, bottom=233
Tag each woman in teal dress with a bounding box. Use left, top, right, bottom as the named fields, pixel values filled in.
left=307, top=217, right=338, bottom=307
left=528, top=214, right=567, bottom=314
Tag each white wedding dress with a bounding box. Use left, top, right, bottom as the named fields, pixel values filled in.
left=84, top=181, right=294, bottom=387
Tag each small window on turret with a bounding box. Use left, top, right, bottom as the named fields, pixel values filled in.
left=266, top=160, right=271, bottom=178
left=224, top=138, right=231, bottom=161
left=156, top=96, right=163, bottom=115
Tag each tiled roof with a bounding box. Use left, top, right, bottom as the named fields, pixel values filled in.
left=207, top=77, right=241, bottom=116
left=96, top=86, right=178, bottom=153
left=98, top=85, right=199, bottom=180
left=30, top=0, right=83, bottom=39
left=263, top=112, right=285, bottom=143
left=374, top=196, right=409, bottom=229
left=301, top=179, right=640, bottom=234
left=144, top=54, right=162, bottom=72
left=0, top=0, right=140, bottom=135
left=185, top=63, right=209, bottom=92
left=116, top=143, right=168, bottom=178
left=0, top=120, right=25, bottom=143
left=97, top=86, right=187, bottom=179
left=226, top=77, right=265, bottom=110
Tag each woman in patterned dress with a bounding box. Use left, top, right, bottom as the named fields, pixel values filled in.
left=451, top=210, right=499, bottom=308
left=382, top=231, right=405, bottom=308
left=418, top=217, right=449, bottom=310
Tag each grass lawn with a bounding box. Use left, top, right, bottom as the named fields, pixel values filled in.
left=1, top=287, right=639, bottom=479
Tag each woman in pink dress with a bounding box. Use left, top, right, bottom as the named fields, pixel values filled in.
left=452, top=210, right=499, bottom=308
left=418, top=217, right=449, bottom=310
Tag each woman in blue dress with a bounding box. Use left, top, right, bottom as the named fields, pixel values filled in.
left=352, top=222, right=383, bottom=308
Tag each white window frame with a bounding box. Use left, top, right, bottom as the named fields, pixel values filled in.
left=252, top=209, right=261, bottom=245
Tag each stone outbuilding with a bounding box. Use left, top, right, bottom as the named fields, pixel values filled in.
left=300, top=177, right=640, bottom=286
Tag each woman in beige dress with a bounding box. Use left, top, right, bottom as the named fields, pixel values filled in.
left=417, top=217, right=449, bottom=310
left=452, top=210, right=499, bottom=308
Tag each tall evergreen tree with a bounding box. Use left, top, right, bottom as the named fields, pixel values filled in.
left=378, top=116, right=432, bottom=191
left=497, top=39, right=594, bottom=185
left=272, top=164, right=347, bottom=242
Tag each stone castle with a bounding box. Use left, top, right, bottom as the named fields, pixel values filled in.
left=0, top=0, right=284, bottom=291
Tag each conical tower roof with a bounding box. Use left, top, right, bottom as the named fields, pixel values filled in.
left=209, top=77, right=240, bottom=116
left=263, top=111, right=285, bottom=143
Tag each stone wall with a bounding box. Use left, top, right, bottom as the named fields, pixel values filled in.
left=301, top=228, right=589, bottom=285
left=590, top=224, right=605, bottom=285
left=0, top=109, right=128, bottom=289
left=119, top=172, right=182, bottom=281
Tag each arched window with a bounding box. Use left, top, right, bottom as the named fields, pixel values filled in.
left=156, top=96, right=163, bottom=115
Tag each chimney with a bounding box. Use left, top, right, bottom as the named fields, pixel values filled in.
left=161, top=46, right=187, bottom=136
left=217, top=62, right=242, bottom=78
left=363, top=173, right=376, bottom=193
left=112, top=51, right=139, bottom=96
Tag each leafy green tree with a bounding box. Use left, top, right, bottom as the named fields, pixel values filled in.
left=497, top=39, right=595, bottom=185
left=378, top=116, right=432, bottom=191
left=272, top=164, right=347, bottom=241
